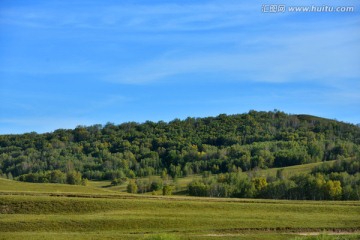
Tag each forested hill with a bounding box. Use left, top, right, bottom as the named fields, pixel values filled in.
left=0, top=110, right=359, bottom=180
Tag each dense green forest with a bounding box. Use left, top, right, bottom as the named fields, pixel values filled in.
left=1, top=110, right=359, bottom=199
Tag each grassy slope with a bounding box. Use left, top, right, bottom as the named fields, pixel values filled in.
left=248, top=160, right=338, bottom=179
left=0, top=160, right=359, bottom=240
left=0, top=177, right=119, bottom=195
left=0, top=194, right=359, bottom=240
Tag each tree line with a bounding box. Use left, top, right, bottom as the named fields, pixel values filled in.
left=17, top=170, right=87, bottom=185
left=188, top=158, right=360, bottom=200
left=0, top=110, right=359, bottom=188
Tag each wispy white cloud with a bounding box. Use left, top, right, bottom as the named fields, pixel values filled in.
left=106, top=17, right=360, bottom=85
left=0, top=2, right=272, bottom=31
left=107, top=3, right=262, bottom=31
left=2, top=1, right=359, bottom=84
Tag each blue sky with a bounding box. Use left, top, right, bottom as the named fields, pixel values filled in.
left=1, top=0, right=359, bottom=134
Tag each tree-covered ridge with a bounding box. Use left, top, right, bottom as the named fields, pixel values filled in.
left=0, top=110, right=359, bottom=182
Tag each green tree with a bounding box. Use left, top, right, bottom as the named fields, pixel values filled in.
left=49, top=170, right=66, bottom=183
left=188, top=181, right=209, bottom=197
left=251, top=177, right=268, bottom=192
left=66, top=171, right=82, bottom=185
left=325, top=180, right=342, bottom=200
left=127, top=180, right=138, bottom=193
left=81, top=178, right=88, bottom=186
left=162, top=185, right=173, bottom=196
left=7, top=172, right=13, bottom=180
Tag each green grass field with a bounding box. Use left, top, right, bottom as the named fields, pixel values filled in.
left=246, top=160, right=338, bottom=179
left=0, top=177, right=118, bottom=195
left=1, top=192, right=359, bottom=240
left=0, top=160, right=359, bottom=240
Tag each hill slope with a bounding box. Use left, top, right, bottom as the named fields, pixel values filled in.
left=1, top=110, right=359, bottom=182
left=1, top=191, right=359, bottom=240
left=1, top=160, right=359, bottom=239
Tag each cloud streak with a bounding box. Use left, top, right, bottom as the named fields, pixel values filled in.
left=0, top=1, right=276, bottom=31
left=106, top=18, right=360, bottom=85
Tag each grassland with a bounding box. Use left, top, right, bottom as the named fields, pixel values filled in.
left=1, top=192, right=359, bottom=240
left=246, top=160, right=338, bottom=179
left=0, top=177, right=121, bottom=196
left=0, top=160, right=359, bottom=240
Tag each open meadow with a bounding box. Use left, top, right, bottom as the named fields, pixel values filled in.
left=1, top=177, right=359, bottom=240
